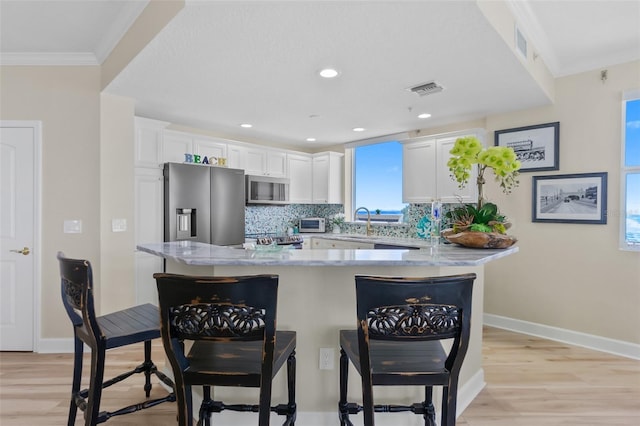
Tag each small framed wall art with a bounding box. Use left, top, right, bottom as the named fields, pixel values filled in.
left=495, top=122, right=560, bottom=172
left=532, top=172, right=608, bottom=224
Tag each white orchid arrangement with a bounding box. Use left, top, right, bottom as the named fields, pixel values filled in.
left=331, top=212, right=346, bottom=226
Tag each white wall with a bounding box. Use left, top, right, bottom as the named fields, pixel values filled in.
left=100, top=94, right=137, bottom=313
left=483, top=60, right=640, bottom=345
left=0, top=66, right=102, bottom=338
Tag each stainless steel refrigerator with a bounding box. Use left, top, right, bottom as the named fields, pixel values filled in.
left=164, top=163, right=245, bottom=246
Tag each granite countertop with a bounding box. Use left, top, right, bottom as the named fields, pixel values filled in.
left=137, top=239, right=518, bottom=267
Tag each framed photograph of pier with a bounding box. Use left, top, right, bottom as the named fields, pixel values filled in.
left=532, top=172, right=608, bottom=224
left=495, top=122, right=560, bottom=172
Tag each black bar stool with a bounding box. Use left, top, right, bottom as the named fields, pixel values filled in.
left=154, top=273, right=297, bottom=426
left=338, top=273, right=476, bottom=426
left=58, top=252, right=175, bottom=426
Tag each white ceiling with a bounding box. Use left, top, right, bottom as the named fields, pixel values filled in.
left=1, top=0, right=639, bottom=149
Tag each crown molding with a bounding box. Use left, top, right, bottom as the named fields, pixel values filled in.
left=1, top=52, right=99, bottom=66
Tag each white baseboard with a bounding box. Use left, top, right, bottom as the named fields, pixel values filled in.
left=457, top=368, right=485, bottom=417
left=484, top=313, right=640, bottom=360
left=37, top=337, right=75, bottom=353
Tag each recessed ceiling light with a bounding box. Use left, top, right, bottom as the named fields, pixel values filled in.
left=353, top=127, right=365, bottom=132
left=306, top=138, right=316, bottom=142
left=418, top=113, right=432, bottom=119
left=319, top=68, right=339, bottom=78
left=240, top=123, right=252, bottom=128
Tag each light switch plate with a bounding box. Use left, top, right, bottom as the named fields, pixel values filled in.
left=112, top=218, right=127, bottom=232
left=63, top=219, right=82, bottom=234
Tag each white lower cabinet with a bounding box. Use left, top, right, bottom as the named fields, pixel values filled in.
left=311, top=238, right=374, bottom=250
left=134, top=168, right=164, bottom=304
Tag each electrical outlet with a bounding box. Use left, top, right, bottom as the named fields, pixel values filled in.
left=319, top=347, right=335, bottom=370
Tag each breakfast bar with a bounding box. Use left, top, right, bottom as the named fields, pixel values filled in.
left=137, top=239, right=518, bottom=425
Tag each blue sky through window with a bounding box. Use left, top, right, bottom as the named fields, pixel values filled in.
left=626, top=99, right=640, bottom=213
left=624, top=97, right=640, bottom=247
left=354, top=141, right=406, bottom=213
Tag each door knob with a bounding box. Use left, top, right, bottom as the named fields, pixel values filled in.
left=10, top=247, right=30, bottom=256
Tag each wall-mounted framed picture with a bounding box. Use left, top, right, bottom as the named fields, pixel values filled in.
left=495, top=121, right=559, bottom=172
left=532, top=172, right=608, bottom=224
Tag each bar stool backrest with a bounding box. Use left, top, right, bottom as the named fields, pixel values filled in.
left=355, top=273, right=476, bottom=375
left=58, top=253, right=101, bottom=346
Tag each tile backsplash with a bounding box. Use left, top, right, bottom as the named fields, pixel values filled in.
left=245, top=204, right=342, bottom=235
left=245, top=203, right=450, bottom=239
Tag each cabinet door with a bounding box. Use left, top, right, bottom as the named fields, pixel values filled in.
left=266, top=151, right=288, bottom=177
left=243, top=147, right=267, bottom=175
left=312, top=152, right=344, bottom=204
left=194, top=138, right=227, bottom=166
left=402, top=139, right=437, bottom=203
left=312, top=155, right=330, bottom=203
left=437, top=135, right=478, bottom=203
left=311, top=238, right=374, bottom=249
left=134, top=169, right=164, bottom=244
left=227, top=144, right=244, bottom=169
left=163, top=131, right=192, bottom=164
left=326, top=152, right=344, bottom=204
left=134, top=117, right=168, bottom=168
left=288, top=153, right=313, bottom=203
left=134, top=169, right=164, bottom=305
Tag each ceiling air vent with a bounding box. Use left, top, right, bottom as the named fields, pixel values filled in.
left=409, top=81, right=444, bottom=96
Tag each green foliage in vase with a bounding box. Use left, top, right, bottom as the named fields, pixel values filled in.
left=445, top=202, right=509, bottom=234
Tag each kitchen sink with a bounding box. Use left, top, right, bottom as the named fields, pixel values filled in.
left=373, top=243, right=420, bottom=250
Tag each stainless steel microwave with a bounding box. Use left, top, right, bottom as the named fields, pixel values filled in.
left=246, top=175, right=290, bottom=205
left=299, top=217, right=326, bottom=233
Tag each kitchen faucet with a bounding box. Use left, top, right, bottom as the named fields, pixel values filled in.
left=353, top=207, right=372, bottom=236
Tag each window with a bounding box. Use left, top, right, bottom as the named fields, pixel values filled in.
left=353, top=141, right=406, bottom=222
left=621, top=91, right=640, bottom=251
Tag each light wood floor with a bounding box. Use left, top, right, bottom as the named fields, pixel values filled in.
left=1, top=327, right=639, bottom=425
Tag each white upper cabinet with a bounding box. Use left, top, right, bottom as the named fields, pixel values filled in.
left=161, top=130, right=230, bottom=167
left=163, top=130, right=193, bottom=164
left=436, top=135, right=477, bottom=203
left=402, top=130, right=484, bottom=203
left=226, top=144, right=244, bottom=170
left=231, top=145, right=288, bottom=177
left=134, top=117, right=169, bottom=168
left=288, top=153, right=313, bottom=203
left=193, top=137, right=227, bottom=166
left=243, top=146, right=267, bottom=175
left=266, top=150, right=288, bottom=177
left=402, top=138, right=437, bottom=203
left=312, top=152, right=344, bottom=204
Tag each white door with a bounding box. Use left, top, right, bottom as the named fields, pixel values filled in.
left=0, top=123, right=38, bottom=351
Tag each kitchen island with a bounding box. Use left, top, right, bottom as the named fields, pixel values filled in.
left=138, top=239, right=518, bottom=425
